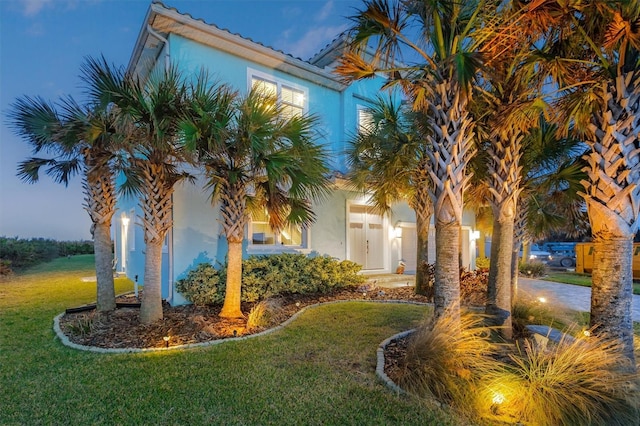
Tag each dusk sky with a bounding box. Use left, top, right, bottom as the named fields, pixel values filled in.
left=0, top=0, right=361, bottom=240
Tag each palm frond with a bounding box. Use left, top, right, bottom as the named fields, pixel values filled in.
left=16, top=157, right=56, bottom=184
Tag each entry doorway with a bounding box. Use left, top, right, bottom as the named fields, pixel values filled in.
left=348, top=205, right=385, bottom=271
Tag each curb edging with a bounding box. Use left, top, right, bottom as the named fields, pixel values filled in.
left=375, top=328, right=416, bottom=395
left=53, top=299, right=430, bottom=354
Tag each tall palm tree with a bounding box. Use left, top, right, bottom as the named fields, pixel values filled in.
left=473, top=28, right=545, bottom=338
left=8, top=93, right=121, bottom=312
left=535, top=0, right=640, bottom=365
left=84, top=57, right=194, bottom=324
left=181, top=78, right=331, bottom=319
left=347, top=95, right=434, bottom=295
left=336, top=0, right=487, bottom=322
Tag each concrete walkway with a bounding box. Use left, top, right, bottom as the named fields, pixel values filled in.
left=518, top=277, right=640, bottom=322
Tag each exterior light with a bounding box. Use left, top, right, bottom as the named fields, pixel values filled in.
left=163, top=336, right=170, bottom=348
left=538, top=297, right=547, bottom=304
left=471, top=230, right=480, bottom=240
left=492, top=391, right=505, bottom=405
left=490, top=390, right=506, bottom=415
left=583, top=330, right=591, bottom=337
left=394, top=226, right=403, bottom=238
left=121, top=216, right=130, bottom=227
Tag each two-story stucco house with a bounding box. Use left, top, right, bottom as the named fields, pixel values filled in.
left=112, top=1, right=478, bottom=305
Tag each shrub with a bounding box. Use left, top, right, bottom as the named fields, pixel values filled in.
left=176, top=254, right=365, bottom=305
left=480, top=336, right=640, bottom=426
left=395, top=312, right=639, bottom=425
left=175, top=263, right=224, bottom=306
left=396, top=312, right=500, bottom=418
left=460, top=268, right=488, bottom=306
left=416, top=264, right=487, bottom=305
left=475, top=256, right=490, bottom=270
left=0, top=259, right=13, bottom=277
left=519, top=260, right=547, bottom=277
left=246, top=298, right=284, bottom=331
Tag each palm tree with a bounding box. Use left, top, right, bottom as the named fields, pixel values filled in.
left=347, top=95, right=434, bottom=295
left=535, top=0, right=639, bottom=365
left=84, top=57, right=194, bottom=324
left=473, top=28, right=545, bottom=338
left=8, top=92, right=121, bottom=312
left=181, top=77, right=331, bottom=319
left=336, top=0, right=487, bottom=322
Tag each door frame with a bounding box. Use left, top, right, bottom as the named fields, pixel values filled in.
left=345, top=200, right=391, bottom=273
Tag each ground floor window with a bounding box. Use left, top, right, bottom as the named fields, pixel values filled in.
left=250, top=209, right=304, bottom=247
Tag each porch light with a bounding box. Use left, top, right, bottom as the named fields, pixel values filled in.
left=471, top=230, right=480, bottom=240
left=121, top=216, right=130, bottom=227
left=394, top=226, right=403, bottom=238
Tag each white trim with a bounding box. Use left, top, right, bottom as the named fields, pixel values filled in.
left=120, top=213, right=130, bottom=273
left=128, top=209, right=136, bottom=251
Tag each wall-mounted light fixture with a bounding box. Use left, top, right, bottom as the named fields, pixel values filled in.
left=394, top=225, right=403, bottom=239
left=471, top=230, right=480, bottom=240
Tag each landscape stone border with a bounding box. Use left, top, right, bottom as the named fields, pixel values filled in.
left=375, top=328, right=416, bottom=395
left=53, top=299, right=430, bottom=354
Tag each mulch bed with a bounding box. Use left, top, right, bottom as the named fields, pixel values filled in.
left=58, top=285, right=430, bottom=350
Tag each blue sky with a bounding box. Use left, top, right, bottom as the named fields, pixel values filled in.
left=0, top=0, right=361, bottom=240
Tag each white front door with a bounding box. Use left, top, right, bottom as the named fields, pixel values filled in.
left=348, top=205, right=385, bottom=270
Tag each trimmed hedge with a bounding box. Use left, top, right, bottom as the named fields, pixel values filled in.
left=176, top=253, right=366, bottom=305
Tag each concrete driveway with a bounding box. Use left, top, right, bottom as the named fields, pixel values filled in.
left=518, top=277, right=640, bottom=322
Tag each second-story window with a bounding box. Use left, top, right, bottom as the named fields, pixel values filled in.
left=357, top=105, right=374, bottom=134
left=249, top=70, right=307, bottom=119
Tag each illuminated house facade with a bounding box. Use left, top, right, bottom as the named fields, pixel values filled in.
left=113, top=2, right=478, bottom=305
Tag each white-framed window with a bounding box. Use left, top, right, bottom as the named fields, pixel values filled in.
left=357, top=104, right=374, bottom=135
left=249, top=209, right=305, bottom=247
left=248, top=68, right=307, bottom=119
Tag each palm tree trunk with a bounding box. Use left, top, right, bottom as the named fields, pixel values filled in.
left=93, top=222, right=115, bottom=311
left=425, top=79, right=475, bottom=325
left=510, top=247, right=519, bottom=302
left=219, top=183, right=248, bottom=319
left=486, top=211, right=514, bottom=339
left=84, top=166, right=116, bottom=312
left=139, top=163, right=174, bottom=324
left=512, top=200, right=528, bottom=300
left=415, top=203, right=432, bottom=296
left=590, top=237, right=635, bottom=362
left=413, top=166, right=433, bottom=296
left=434, top=220, right=461, bottom=321
left=488, top=216, right=501, bottom=300
left=582, top=72, right=639, bottom=367
left=140, top=239, right=164, bottom=323
left=220, top=240, right=244, bottom=318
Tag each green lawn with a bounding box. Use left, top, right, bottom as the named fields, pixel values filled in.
left=0, top=255, right=458, bottom=425
left=544, top=271, right=640, bottom=295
